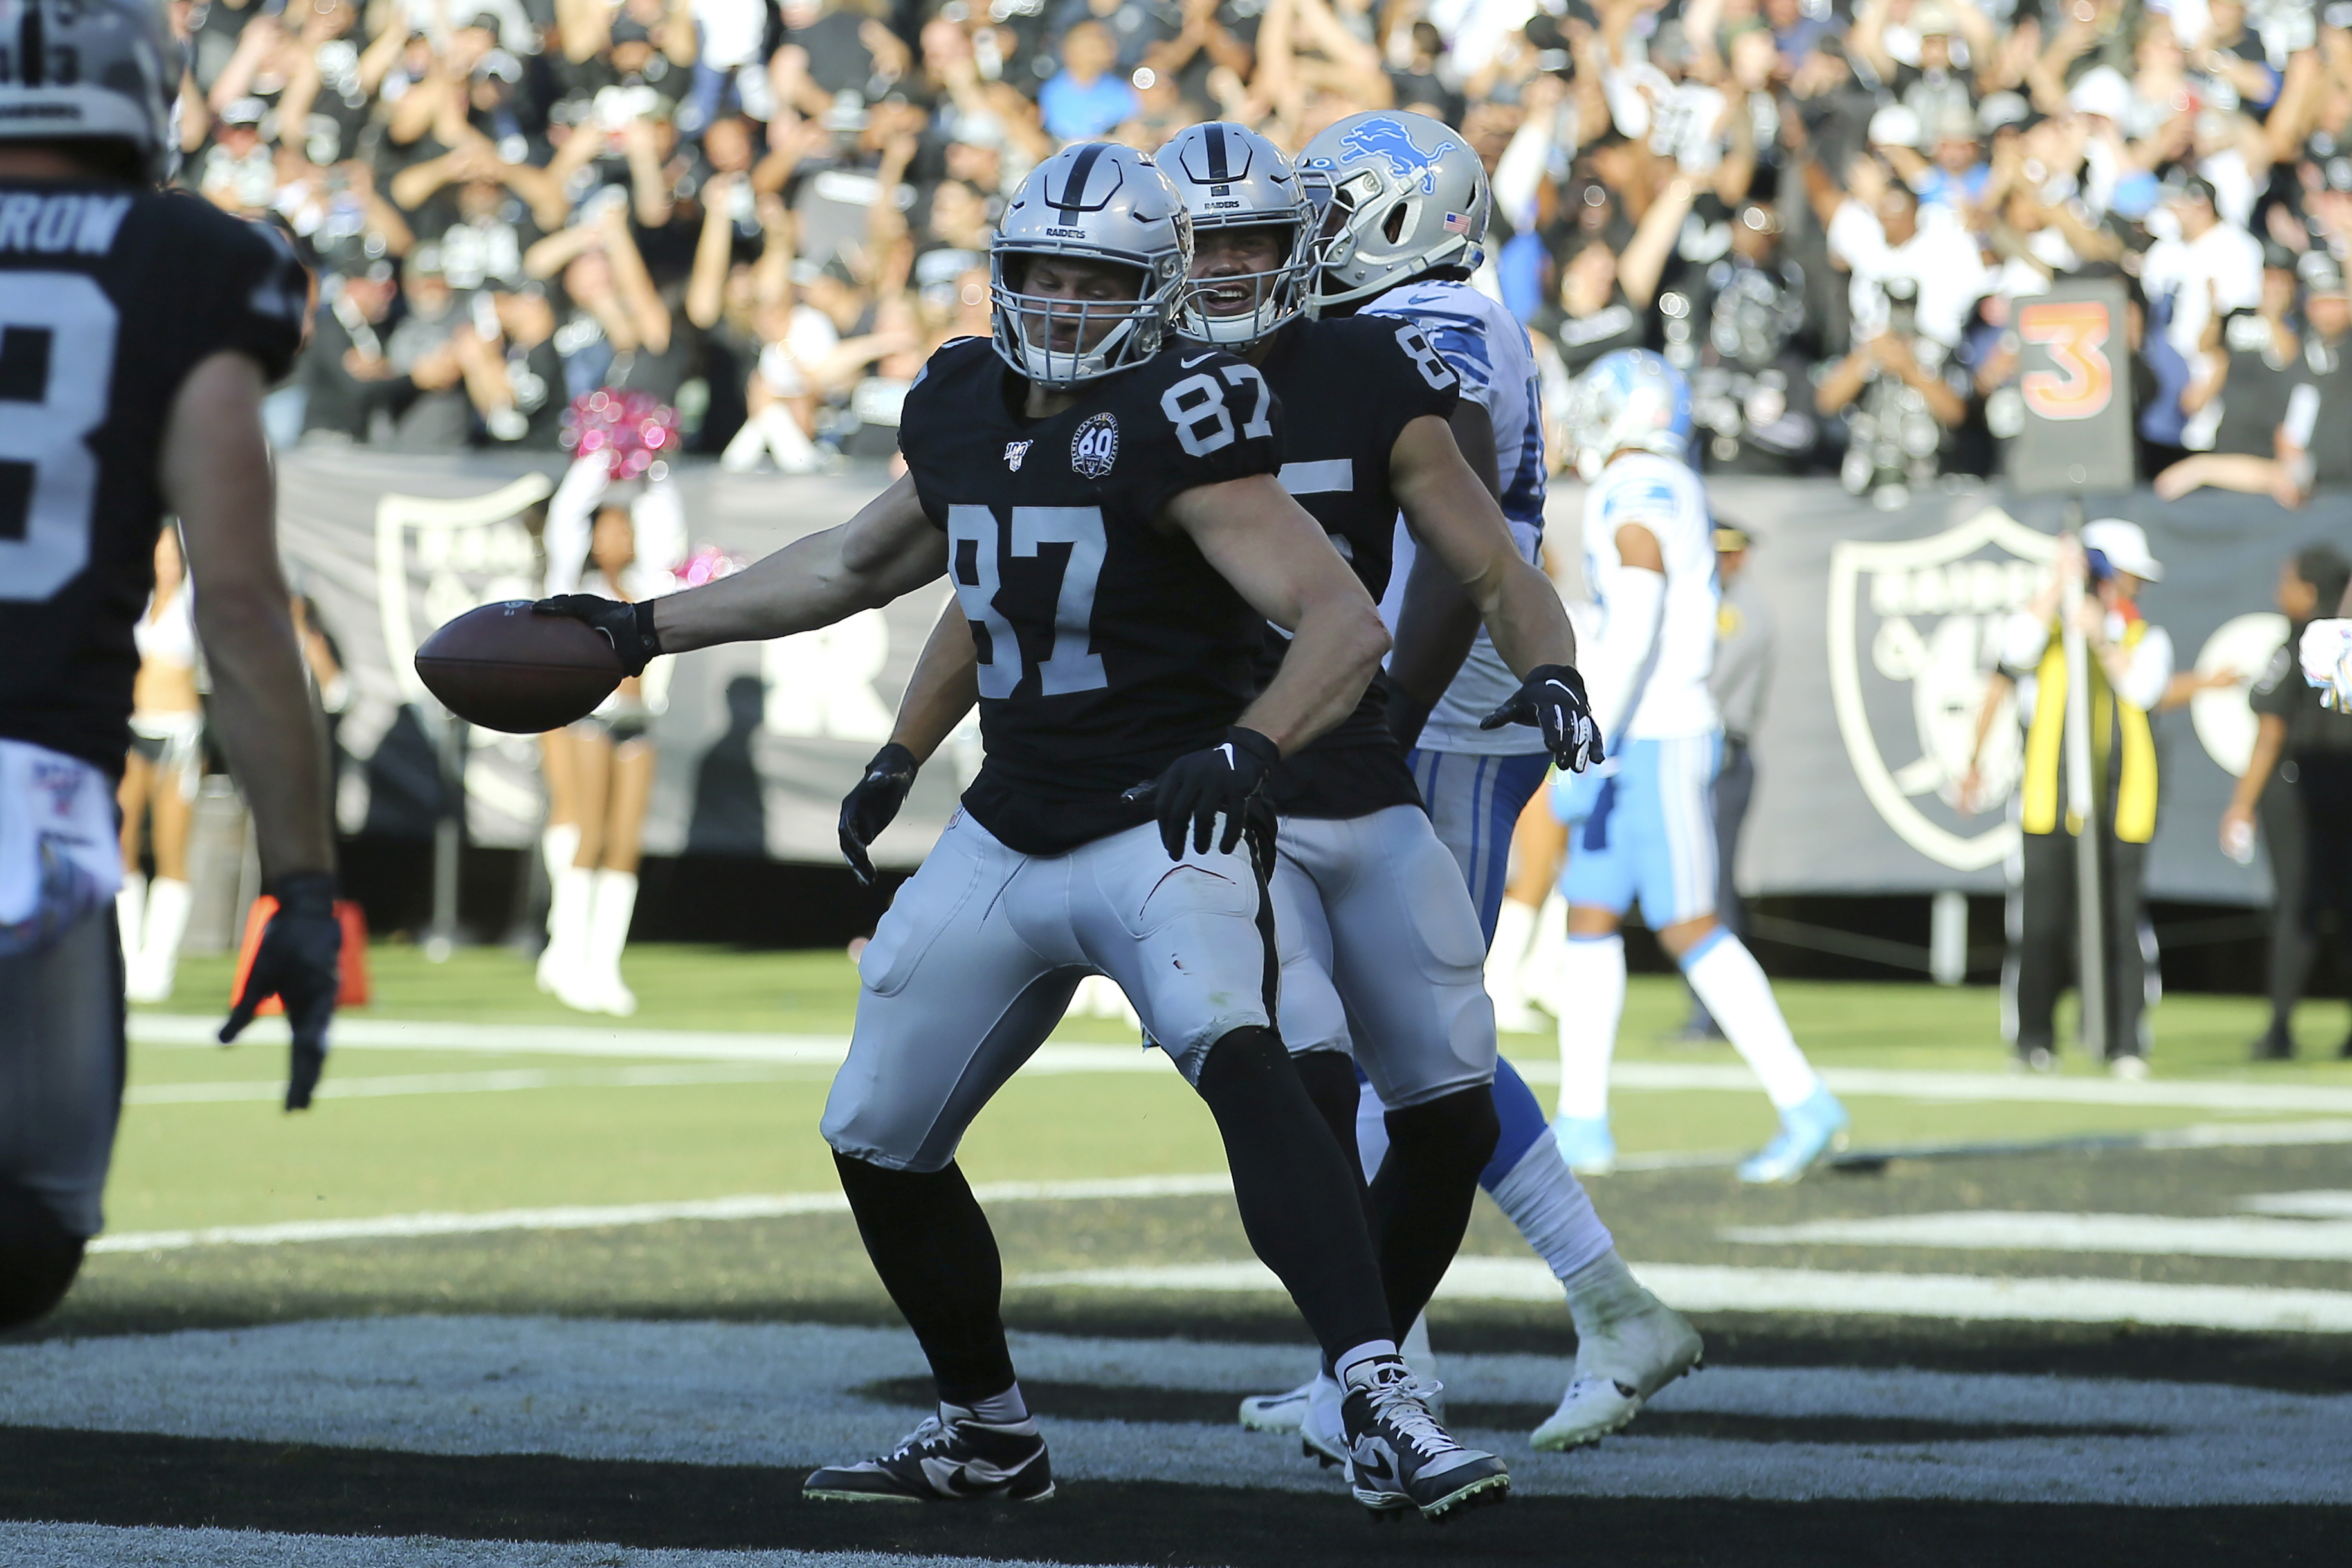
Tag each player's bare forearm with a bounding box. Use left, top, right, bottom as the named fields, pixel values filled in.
left=1170, top=474, right=1390, bottom=754
left=652, top=475, right=946, bottom=653
left=164, top=352, right=334, bottom=882
left=2227, top=715, right=2288, bottom=818
left=1390, top=414, right=1574, bottom=678
left=890, top=600, right=981, bottom=765
left=1385, top=543, right=1482, bottom=740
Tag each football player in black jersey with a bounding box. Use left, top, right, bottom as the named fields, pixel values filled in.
left=0, top=0, right=342, bottom=1329
left=536, top=141, right=1509, bottom=1520
left=846, top=121, right=1614, bottom=1473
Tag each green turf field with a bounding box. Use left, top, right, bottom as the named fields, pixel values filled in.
left=100, top=942, right=2352, bottom=1241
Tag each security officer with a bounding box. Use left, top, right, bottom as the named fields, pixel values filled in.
left=2223, top=545, right=2352, bottom=1060
left=1965, top=522, right=2176, bottom=1075
left=1683, top=522, right=1774, bottom=1039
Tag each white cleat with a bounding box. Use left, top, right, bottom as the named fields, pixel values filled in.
left=1533, top=1285, right=1703, bottom=1452
left=1296, top=1371, right=1347, bottom=1469
left=1239, top=1376, right=1317, bottom=1433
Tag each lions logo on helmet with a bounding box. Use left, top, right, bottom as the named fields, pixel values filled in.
left=1571, top=350, right=1694, bottom=479
left=1297, top=111, right=1491, bottom=309
left=990, top=143, right=1192, bottom=389
left=0, top=0, right=181, bottom=182
left=1160, top=122, right=1320, bottom=347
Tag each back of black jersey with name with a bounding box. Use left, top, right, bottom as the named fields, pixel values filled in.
left=0, top=185, right=307, bottom=777
left=899, top=338, right=1283, bottom=856
left=1243, top=315, right=1459, bottom=817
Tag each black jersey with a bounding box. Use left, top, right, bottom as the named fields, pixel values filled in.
left=900, top=336, right=1283, bottom=855
left=0, top=184, right=307, bottom=778
left=1237, top=315, right=1460, bottom=819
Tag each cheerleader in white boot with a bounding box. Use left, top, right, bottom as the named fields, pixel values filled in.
left=549, top=503, right=668, bottom=1016
left=118, top=525, right=204, bottom=1004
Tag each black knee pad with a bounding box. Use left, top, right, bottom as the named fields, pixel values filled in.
left=1385, top=1084, right=1502, bottom=1178
left=0, top=1182, right=86, bottom=1330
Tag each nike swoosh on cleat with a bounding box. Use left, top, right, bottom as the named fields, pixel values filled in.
left=1351, top=1446, right=1396, bottom=1482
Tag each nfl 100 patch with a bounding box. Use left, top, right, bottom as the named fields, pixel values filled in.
left=1071, top=413, right=1119, bottom=479
left=1004, top=439, right=1034, bottom=471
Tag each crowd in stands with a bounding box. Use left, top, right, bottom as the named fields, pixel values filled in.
left=183, top=0, right=2352, bottom=502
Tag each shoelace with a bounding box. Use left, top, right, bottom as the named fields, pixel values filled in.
left=884, top=1414, right=956, bottom=1460
left=1363, top=1371, right=1461, bottom=1459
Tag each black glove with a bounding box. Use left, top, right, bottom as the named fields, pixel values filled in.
left=839, top=742, right=919, bottom=887
left=1122, top=725, right=1281, bottom=859
left=533, top=595, right=662, bottom=677
left=220, top=871, right=343, bottom=1111
left=1480, top=663, right=1606, bottom=772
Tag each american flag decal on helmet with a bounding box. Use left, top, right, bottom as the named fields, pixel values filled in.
left=1443, top=212, right=1471, bottom=233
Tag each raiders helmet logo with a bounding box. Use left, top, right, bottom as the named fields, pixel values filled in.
left=1071, top=413, right=1118, bottom=478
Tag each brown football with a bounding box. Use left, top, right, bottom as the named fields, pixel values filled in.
left=415, top=601, right=624, bottom=734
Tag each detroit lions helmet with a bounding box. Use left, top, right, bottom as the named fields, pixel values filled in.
left=990, top=142, right=1192, bottom=388
left=1297, top=111, right=1490, bottom=309
left=0, top=0, right=180, bottom=182
left=1160, top=121, right=1319, bottom=346
left=1570, top=350, right=1693, bottom=477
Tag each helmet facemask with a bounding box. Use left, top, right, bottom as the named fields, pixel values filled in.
left=1177, top=218, right=1317, bottom=346
left=990, top=248, right=1167, bottom=389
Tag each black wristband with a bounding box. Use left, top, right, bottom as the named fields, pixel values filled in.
left=266, top=871, right=340, bottom=918
left=632, top=599, right=664, bottom=667
left=1226, top=725, right=1282, bottom=768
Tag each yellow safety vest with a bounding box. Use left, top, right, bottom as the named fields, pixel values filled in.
left=2019, top=616, right=2158, bottom=843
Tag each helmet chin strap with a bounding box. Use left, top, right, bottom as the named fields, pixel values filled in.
left=1017, top=308, right=1143, bottom=388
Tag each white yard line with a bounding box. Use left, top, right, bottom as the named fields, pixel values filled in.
left=87, top=1174, right=1235, bottom=1255
left=1014, top=1257, right=2352, bottom=1334
left=1725, top=1211, right=2352, bottom=1262
left=0, top=1525, right=1113, bottom=1568
left=131, top=1014, right=2352, bottom=1110
left=6, top=1318, right=2349, bottom=1503
left=125, top=1064, right=817, bottom=1105
left=2243, top=1189, right=2352, bottom=1217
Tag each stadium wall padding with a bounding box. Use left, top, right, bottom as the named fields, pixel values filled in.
left=274, top=449, right=2352, bottom=903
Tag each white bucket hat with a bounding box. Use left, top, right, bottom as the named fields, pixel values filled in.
left=2083, top=518, right=2163, bottom=582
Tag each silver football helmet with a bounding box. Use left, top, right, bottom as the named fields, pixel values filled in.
left=990, top=142, right=1192, bottom=388
left=1160, top=121, right=1318, bottom=347
left=1297, top=111, right=1490, bottom=310
left=0, top=0, right=179, bottom=182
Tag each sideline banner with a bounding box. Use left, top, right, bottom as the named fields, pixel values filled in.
left=277, top=450, right=2346, bottom=900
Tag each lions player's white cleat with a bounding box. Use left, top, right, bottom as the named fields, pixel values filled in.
left=1297, top=1370, right=1347, bottom=1468
left=1735, top=1084, right=1848, bottom=1184
left=1338, top=1357, right=1508, bottom=1521
left=1239, top=1374, right=1317, bottom=1432
left=1535, top=1255, right=1703, bottom=1451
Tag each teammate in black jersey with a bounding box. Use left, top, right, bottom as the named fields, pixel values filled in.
left=0, top=0, right=341, bottom=1329
left=846, top=121, right=1605, bottom=1484
left=537, top=141, right=1509, bottom=1520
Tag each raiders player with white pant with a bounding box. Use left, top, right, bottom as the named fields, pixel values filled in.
left=847, top=122, right=1612, bottom=1470
left=0, top=0, right=344, bottom=1329
left=1214, top=114, right=1704, bottom=1453
left=541, top=143, right=1509, bottom=1522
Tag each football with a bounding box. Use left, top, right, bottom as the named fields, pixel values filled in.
left=415, top=601, right=624, bottom=733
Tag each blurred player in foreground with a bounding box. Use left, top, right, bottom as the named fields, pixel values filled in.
left=1552, top=349, right=1848, bottom=1183
left=540, top=141, right=1509, bottom=1521
left=0, top=0, right=342, bottom=1329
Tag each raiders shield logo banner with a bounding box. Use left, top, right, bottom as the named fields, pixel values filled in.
left=1827, top=507, right=2057, bottom=871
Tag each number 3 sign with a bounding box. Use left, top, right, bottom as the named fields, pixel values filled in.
left=2009, top=278, right=2136, bottom=495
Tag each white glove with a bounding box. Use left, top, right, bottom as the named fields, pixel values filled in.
left=2299, top=619, right=2352, bottom=709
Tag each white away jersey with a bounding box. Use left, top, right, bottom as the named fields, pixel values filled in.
left=1585, top=451, right=1720, bottom=741
left=1365, top=279, right=1550, bottom=754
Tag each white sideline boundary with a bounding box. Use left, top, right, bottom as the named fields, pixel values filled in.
left=129, top=1013, right=2352, bottom=1111
left=1726, top=1210, right=2352, bottom=1262
left=87, top=1174, right=1235, bottom=1255
left=1015, top=1257, right=2352, bottom=1334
